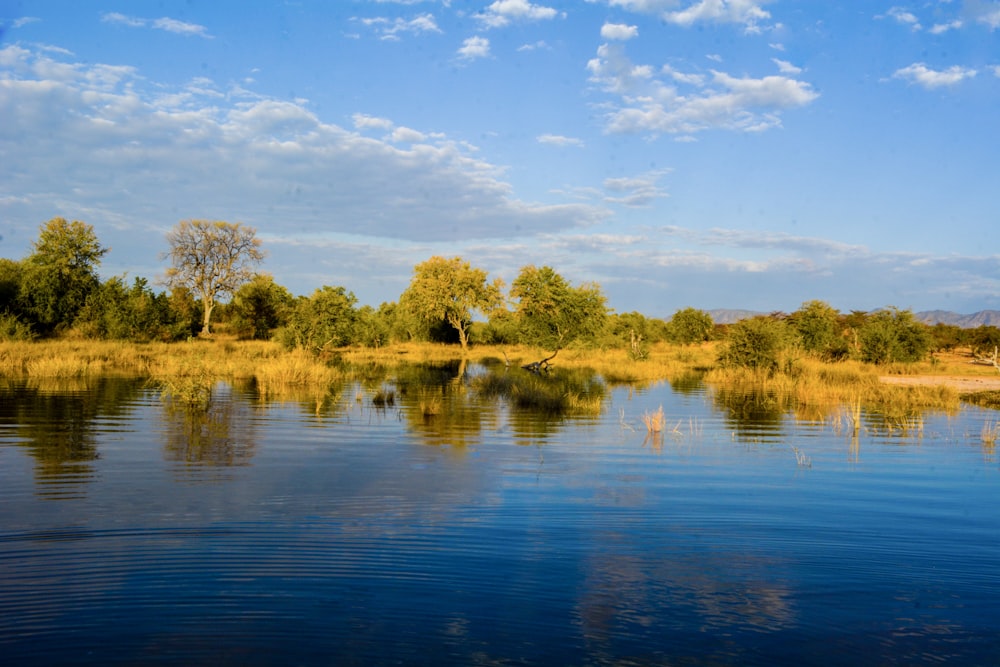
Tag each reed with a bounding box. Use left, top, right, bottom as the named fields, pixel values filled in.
left=642, top=405, right=666, bottom=433
left=982, top=420, right=999, bottom=447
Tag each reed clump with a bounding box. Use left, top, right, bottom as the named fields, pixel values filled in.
left=642, top=405, right=666, bottom=433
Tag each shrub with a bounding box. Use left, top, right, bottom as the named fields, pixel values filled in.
left=717, top=316, right=794, bottom=374
left=859, top=308, right=931, bottom=364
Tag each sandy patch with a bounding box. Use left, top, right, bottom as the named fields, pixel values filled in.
left=880, top=374, right=1000, bottom=393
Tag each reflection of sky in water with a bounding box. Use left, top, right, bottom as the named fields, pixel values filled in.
left=0, top=372, right=998, bottom=665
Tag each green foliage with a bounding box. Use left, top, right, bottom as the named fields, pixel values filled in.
left=858, top=307, right=932, bottom=364
left=18, top=218, right=108, bottom=334
left=789, top=300, right=840, bottom=355
left=928, top=323, right=965, bottom=352
left=0, top=311, right=35, bottom=341
left=969, top=326, right=1000, bottom=358
left=511, top=265, right=607, bottom=350
left=164, top=220, right=265, bottom=335
left=480, top=308, right=521, bottom=345
left=717, top=316, right=795, bottom=374
left=667, top=307, right=714, bottom=345
left=229, top=274, right=294, bottom=340
left=278, top=286, right=358, bottom=354
left=400, top=256, right=504, bottom=350
left=75, top=276, right=185, bottom=341
left=353, top=305, right=390, bottom=347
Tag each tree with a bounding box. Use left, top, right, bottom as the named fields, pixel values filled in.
left=667, top=307, right=714, bottom=345
left=718, top=316, right=794, bottom=374
left=278, top=286, right=358, bottom=354
left=229, top=274, right=294, bottom=340
left=163, top=220, right=265, bottom=335
left=858, top=307, right=931, bottom=364
left=400, top=256, right=504, bottom=351
left=510, top=265, right=607, bottom=350
left=790, top=300, right=840, bottom=354
left=18, top=217, right=108, bottom=334
left=76, top=276, right=184, bottom=341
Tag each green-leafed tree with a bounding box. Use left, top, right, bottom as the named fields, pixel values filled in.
left=163, top=220, right=265, bottom=335
left=667, top=307, right=714, bottom=345
left=229, top=274, right=295, bottom=340
left=76, top=276, right=184, bottom=341
left=278, top=286, right=358, bottom=354
left=717, top=316, right=795, bottom=374
left=858, top=307, right=932, bottom=364
left=353, top=305, right=390, bottom=348
left=510, top=265, right=607, bottom=350
left=400, top=256, right=504, bottom=351
left=18, top=217, right=108, bottom=334
left=790, top=300, right=840, bottom=354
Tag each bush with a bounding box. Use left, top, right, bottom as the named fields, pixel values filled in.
left=0, top=311, right=35, bottom=341
left=667, top=307, right=714, bottom=345
left=717, top=316, right=794, bottom=374
left=859, top=308, right=931, bottom=364
left=278, top=286, right=358, bottom=354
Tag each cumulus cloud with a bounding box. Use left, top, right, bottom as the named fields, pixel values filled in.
left=884, top=6, right=922, bottom=30
left=893, top=62, right=977, bottom=88
left=537, top=134, right=585, bottom=147
left=352, top=13, right=442, bottom=40
left=477, top=0, right=562, bottom=28
left=101, top=12, right=212, bottom=38
left=771, top=58, right=802, bottom=74
left=457, top=36, right=491, bottom=60
left=664, top=0, right=773, bottom=32
left=588, top=44, right=818, bottom=136
left=600, top=22, right=639, bottom=40
left=603, top=169, right=670, bottom=207
left=0, top=44, right=607, bottom=258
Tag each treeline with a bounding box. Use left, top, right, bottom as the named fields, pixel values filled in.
left=3, top=218, right=999, bottom=369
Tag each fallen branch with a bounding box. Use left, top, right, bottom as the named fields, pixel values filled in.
left=522, top=349, right=559, bottom=374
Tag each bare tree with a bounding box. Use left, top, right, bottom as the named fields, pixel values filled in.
left=164, top=220, right=265, bottom=335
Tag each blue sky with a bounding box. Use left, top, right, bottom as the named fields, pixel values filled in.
left=1, top=1, right=998, bottom=317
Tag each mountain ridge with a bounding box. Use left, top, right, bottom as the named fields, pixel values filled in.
left=704, top=309, right=1000, bottom=328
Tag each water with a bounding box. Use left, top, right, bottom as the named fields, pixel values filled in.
left=1, top=369, right=998, bottom=665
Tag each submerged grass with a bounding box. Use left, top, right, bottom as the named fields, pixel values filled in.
left=0, top=339, right=989, bottom=415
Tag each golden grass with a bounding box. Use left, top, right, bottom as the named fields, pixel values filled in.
left=642, top=405, right=665, bottom=433
left=0, top=339, right=983, bottom=417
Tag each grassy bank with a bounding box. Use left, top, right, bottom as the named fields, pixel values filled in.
left=0, top=338, right=985, bottom=414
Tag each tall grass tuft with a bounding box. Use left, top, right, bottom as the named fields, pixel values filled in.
left=642, top=405, right=666, bottom=433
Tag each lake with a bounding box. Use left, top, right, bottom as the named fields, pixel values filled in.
left=1, top=364, right=999, bottom=665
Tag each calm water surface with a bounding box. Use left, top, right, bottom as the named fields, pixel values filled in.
left=1, top=367, right=998, bottom=665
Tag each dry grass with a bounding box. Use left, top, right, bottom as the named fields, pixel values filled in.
left=642, top=405, right=666, bottom=433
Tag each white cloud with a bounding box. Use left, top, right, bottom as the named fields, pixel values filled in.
left=603, top=169, right=670, bottom=207
left=968, top=0, right=1000, bottom=29
left=477, top=0, right=561, bottom=28
left=537, top=134, right=585, bottom=147
left=588, top=44, right=818, bottom=136
left=893, top=62, right=977, bottom=88
left=12, top=17, right=41, bottom=28
left=664, top=0, right=772, bottom=32
left=100, top=12, right=212, bottom=38
left=885, top=6, right=922, bottom=30
left=929, top=19, right=963, bottom=33
left=457, top=36, right=491, bottom=60
left=352, top=113, right=395, bottom=130
left=0, top=44, right=607, bottom=260
left=994, top=65, right=1000, bottom=77
left=600, top=22, right=639, bottom=40
left=517, top=40, right=550, bottom=51
left=771, top=58, right=802, bottom=74
left=353, top=13, right=442, bottom=40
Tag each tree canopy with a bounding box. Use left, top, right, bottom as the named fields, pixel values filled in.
left=400, top=256, right=504, bottom=350
left=510, top=265, right=607, bottom=350
left=19, top=217, right=108, bottom=333
left=164, top=220, right=265, bottom=335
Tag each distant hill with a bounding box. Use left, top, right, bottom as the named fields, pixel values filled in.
left=706, top=309, right=1000, bottom=328
left=706, top=309, right=763, bottom=324
left=915, top=310, right=1000, bottom=328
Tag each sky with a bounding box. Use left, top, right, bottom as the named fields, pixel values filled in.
left=1, top=1, right=998, bottom=317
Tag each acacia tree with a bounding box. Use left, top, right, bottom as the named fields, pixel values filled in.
left=19, top=217, right=108, bottom=334
left=668, top=307, right=714, bottom=345
left=511, top=265, right=607, bottom=350
left=400, top=256, right=504, bottom=351
left=164, top=220, right=265, bottom=335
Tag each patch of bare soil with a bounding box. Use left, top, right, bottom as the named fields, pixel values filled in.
left=880, top=375, right=1000, bottom=393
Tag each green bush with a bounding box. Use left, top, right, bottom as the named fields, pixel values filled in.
left=717, top=316, right=795, bottom=374
left=667, top=307, right=714, bottom=345
left=858, top=308, right=931, bottom=364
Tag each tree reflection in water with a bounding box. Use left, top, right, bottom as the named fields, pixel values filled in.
left=160, top=382, right=258, bottom=475
left=0, top=377, right=145, bottom=498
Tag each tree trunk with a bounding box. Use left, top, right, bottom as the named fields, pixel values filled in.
left=201, top=293, right=215, bottom=335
